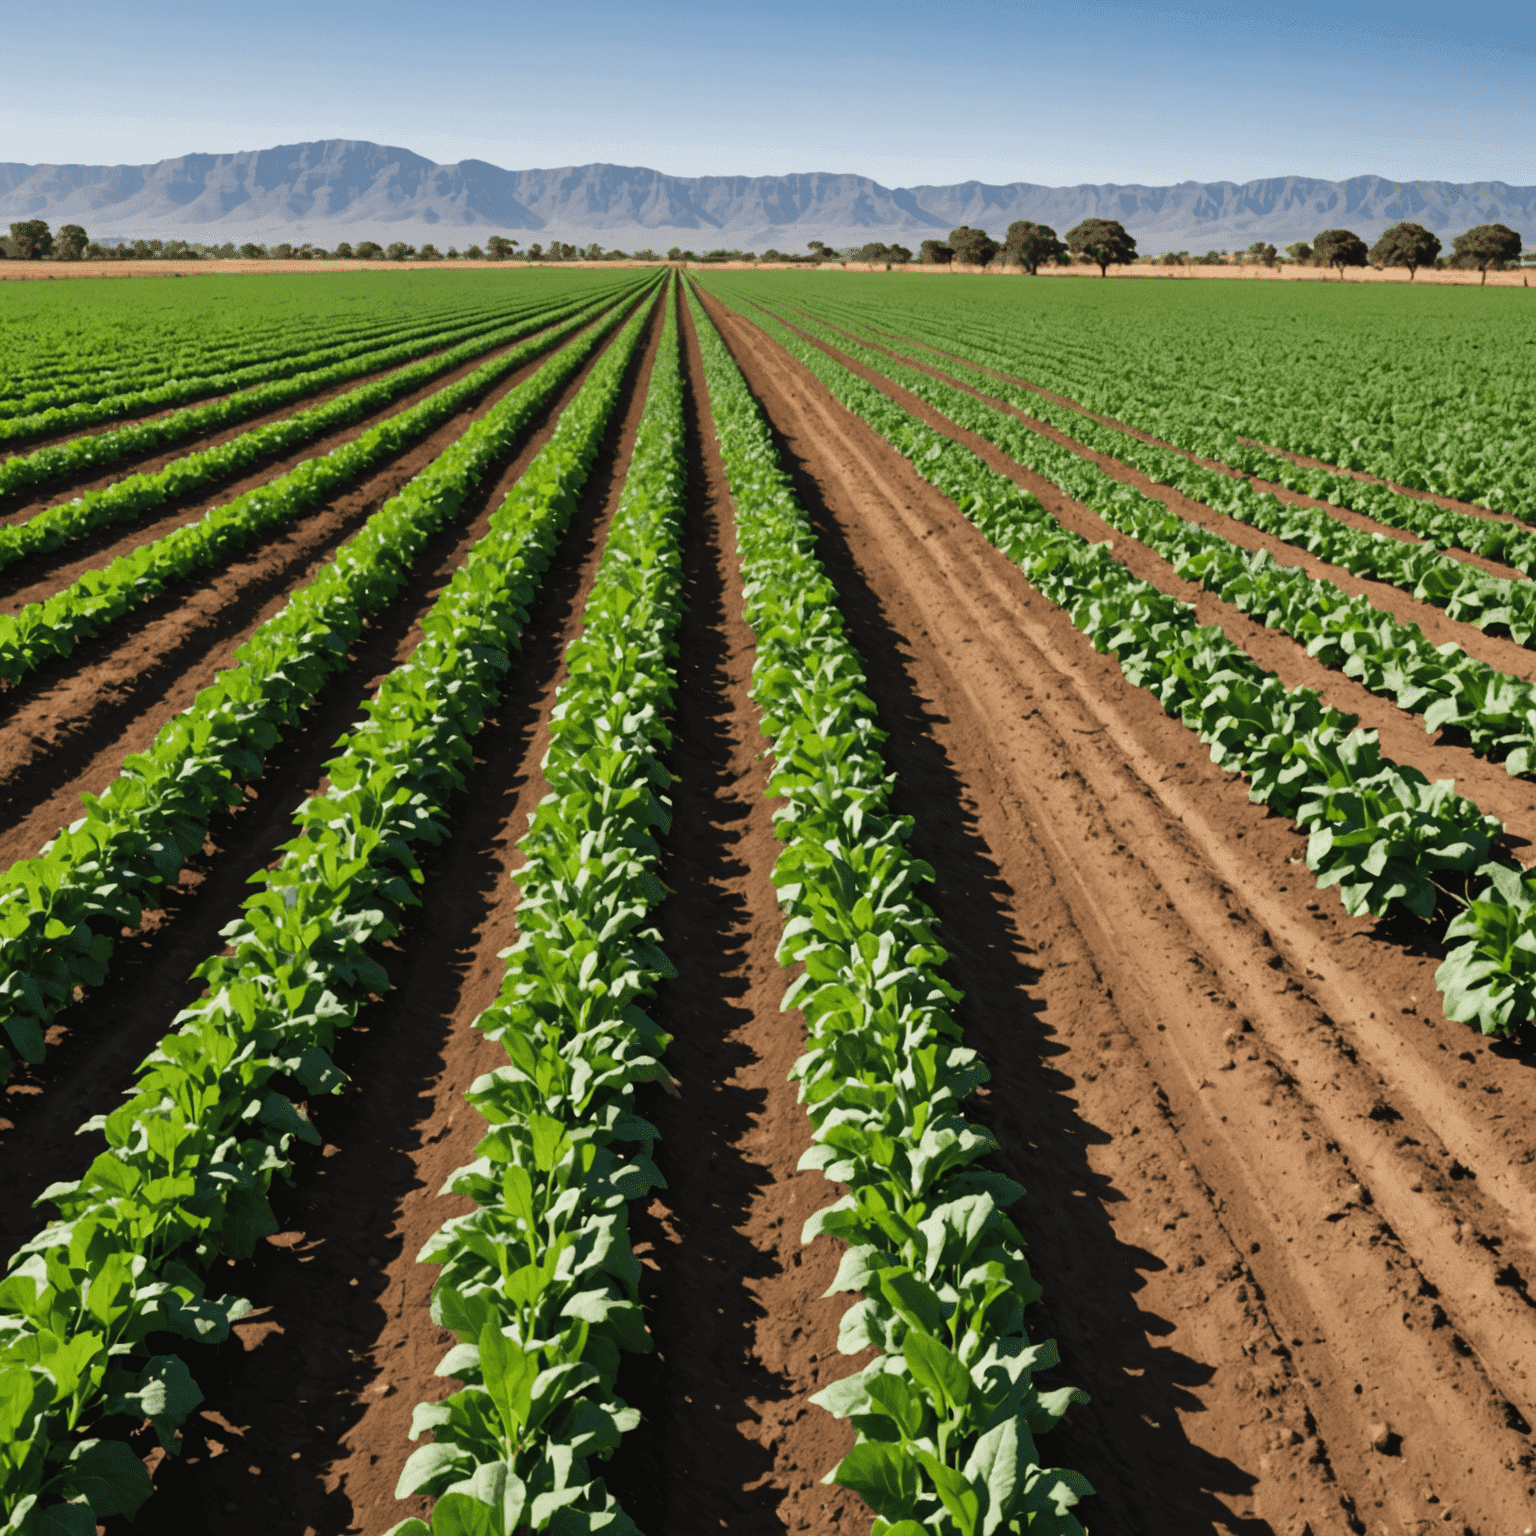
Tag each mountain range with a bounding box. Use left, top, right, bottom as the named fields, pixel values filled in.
left=1, top=140, right=1530, bottom=254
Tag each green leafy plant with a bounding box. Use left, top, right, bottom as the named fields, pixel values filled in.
left=688, top=282, right=1092, bottom=1536
left=698, top=277, right=1536, bottom=1040
left=0, top=286, right=663, bottom=1532
left=391, top=279, right=687, bottom=1536
left=0, top=291, right=644, bottom=1083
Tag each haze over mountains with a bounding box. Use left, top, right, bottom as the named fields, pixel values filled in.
left=1, top=140, right=1530, bottom=254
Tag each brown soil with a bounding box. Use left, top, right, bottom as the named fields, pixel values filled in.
left=2, top=269, right=1533, bottom=1536
left=691, top=285, right=1536, bottom=1533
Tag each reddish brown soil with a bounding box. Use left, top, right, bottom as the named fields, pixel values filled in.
left=693, top=286, right=1536, bottom=1533
left=3, top=271, right=1534, bottom=1536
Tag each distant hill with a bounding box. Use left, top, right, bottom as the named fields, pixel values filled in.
left=1, top=141, right=1530, bottom=254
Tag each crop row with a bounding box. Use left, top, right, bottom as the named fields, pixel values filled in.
left=821, top=282, right=1536, bottom=517
left=700, top=280, right=1536, bottom=1037
left=390, top=279, right=687, bottom=1536
left=0, top=290, right=659, bottom=1533
left=687, top=284, right=1094, bottom=1536
left=813, top=298, right=1536, bottom=567
left=0, top=296, right=604, bottom=577
left=0, top=289, right=513, bottom=412
left=0, top=294, right=543, bottom=444
left=0, top=292, right=644, bottom=1084
left=763, top=302, right=1536, bottom=778
left=0, top=287, right=622, bottom=502
left=0, top=301, right=452, bottom=416
left=0, top=290, right=623, bottom=691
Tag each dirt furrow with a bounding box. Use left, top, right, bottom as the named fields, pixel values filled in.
left=136, top=301, right=664, bottom=1536
left=702, top=288, right=1536, bottom=1534
left=0, top=311, right=647, bottom=1252
left=601, top=297, right=866, bottom=1534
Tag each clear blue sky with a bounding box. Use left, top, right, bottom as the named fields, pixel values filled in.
left=4, top=0, right=1531, bottom=187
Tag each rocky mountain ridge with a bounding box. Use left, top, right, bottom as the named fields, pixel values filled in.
left=1, top=140, right=1529, bottom=253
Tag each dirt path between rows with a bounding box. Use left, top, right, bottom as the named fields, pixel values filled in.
left=0, top=308, right=646, bottom=1256
left=137, top=295, right=666, bottom=1536
left=599, top=296, right=866, bottom=1533
left=699, top=286, right=1536, bottom=1535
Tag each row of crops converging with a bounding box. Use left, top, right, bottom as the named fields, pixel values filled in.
left=0, top=262, right=1532, bottom=1533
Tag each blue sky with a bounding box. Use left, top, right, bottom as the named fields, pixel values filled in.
left=4, top=0, right=1532, bottom=187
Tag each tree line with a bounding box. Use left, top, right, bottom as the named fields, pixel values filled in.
left=0, top=223, right=669, bottom=264
left=4, top=216, right=1526, bottom=280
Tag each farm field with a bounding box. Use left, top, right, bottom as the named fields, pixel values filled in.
left=0, top=265, right=1532, bottom=1536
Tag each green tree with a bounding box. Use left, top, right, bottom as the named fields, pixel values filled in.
left=1367, top=221, right=1440, bottom=279
left=948, top=225, right=1000, bottom=267
left=238, top=242, right=266, bottom=259
left=1451, top=222, right=1522, bottom=284
left=385, top=242, right=413, bottom=261
left=355, top=241, right=383, bottom=260
left=1285, top=241, right=1313, bottom=264
left=331, top=241, right=354, bottom=259
left=1066, top=218, right=1137, bottom=276
left=9, top=220, right=52, bottom=260
left=53, top=224, right=88, bottom=261
left=1311, top=228, right=1368, bottom=277
left=485, top=236, right=516, bottom=260
left=919, top=239, right=953, bottom=265
left=418, top=244, right=442, bottom=260
left=1245, top=241, right=1278, bottom=267
left=1001, top=220, right=1066, bottom=274
left=270, top=242, right=295, bottom=260
left=463, top=244, right=485, bottom=261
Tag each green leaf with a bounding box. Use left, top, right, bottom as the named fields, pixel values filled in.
left=915, top=1451, right=982, bottom=1536
left=826, top=1439, right=920, bottom=1518
left=877, top=1267, right=947, bottom=1338
left=903, top=1327, right=971, bottom=1415
left=120, top=1355, right=204, bottom=1452
left=19, top=1501, right=96, bottom=1536
left=963, top=1418, right=1030, bottom=1534
left=478, top=1324, right=536, bottom=1442
left=428, top=1491, right=502, bottom=1536
left=60, top=1437, right=154, bottom=1518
